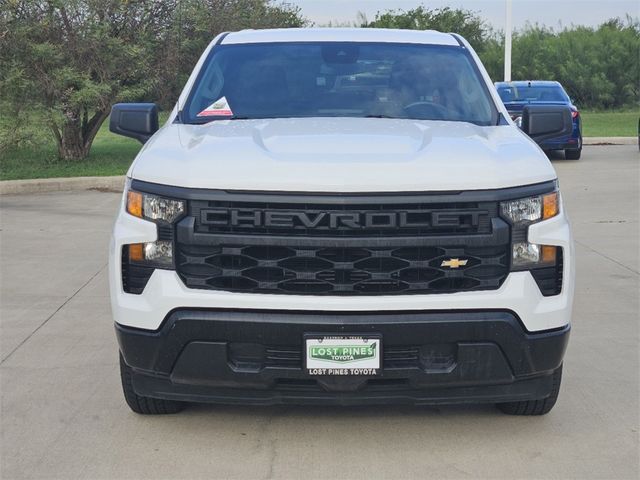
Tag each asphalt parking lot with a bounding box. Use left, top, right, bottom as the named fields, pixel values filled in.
left=1, top=145, right=638, bottom=479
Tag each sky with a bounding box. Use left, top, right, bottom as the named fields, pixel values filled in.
left=294, top=0, right=639, bottom=30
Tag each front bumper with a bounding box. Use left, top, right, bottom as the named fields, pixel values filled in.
left=109, top=204, right=574, bottom=333
left=117, top=309, right=569, bottom=406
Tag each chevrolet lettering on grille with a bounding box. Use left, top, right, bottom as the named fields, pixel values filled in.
left=200, top=208, right=485, bottom=230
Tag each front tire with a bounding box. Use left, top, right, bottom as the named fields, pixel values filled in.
left=497, top=364, right=563, bottom=415
left=119, top=354, right=185, bottom=414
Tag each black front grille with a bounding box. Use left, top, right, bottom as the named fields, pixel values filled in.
left=177, top=243, right=509, bottom=295
left=231, top=345, right=423, bottom=370
left=172, top=191, right=511, bottom=296
left=228, top=344, right=456, bottom=370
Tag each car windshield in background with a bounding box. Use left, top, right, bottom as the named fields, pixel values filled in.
left=497, top=85, right=570, bottom=103
left=183, top=42, right=497, bottom=125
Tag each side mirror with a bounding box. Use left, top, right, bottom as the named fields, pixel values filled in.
left=109, top=103, right=159, bottom=144
left=521, top=105, right=573, bottom=144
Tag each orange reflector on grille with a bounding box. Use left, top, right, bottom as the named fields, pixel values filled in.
left=127, top=190, right=143, bottom=218
left=128, top=243, right=144, bottom=262
left=542, top=192, right=559, bottom=220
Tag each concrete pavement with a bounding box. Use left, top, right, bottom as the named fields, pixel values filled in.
left=0, top=145, right=638, bottom=479
left=0, top=176, right=126, bottom=196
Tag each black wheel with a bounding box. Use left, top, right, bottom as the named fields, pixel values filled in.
left=497, top=364, right=563, bottom=416
left=565, top=148, right=581, bottom=160
left=120, top=354, right=185, bottom=414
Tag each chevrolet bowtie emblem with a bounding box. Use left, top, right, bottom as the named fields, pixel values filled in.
left=441, top=258, right=468, bottom=269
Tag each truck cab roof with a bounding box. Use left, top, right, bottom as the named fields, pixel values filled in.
left=220, top=27, right=460, bottom=46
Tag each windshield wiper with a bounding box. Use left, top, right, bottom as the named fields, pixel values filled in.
left=365, top=114, right=399, bottom=119
left=187, top=116, right=251, bottom=125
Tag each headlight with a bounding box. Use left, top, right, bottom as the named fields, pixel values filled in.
left=126, top=190, right=185, bottom=223
left=122, top=184, right=185, bottom=277
left=500, top=191, right=558, bottom=225
left=127, top=240, right=173, bottom=268
left=511, top=242, right=558, bottom=269
left=501, top=190, right=562, bottom=274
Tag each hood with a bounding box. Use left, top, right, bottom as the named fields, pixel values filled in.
left=131, top=117, right=556, bottom=192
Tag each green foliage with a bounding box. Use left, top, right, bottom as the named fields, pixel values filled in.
left=482, top=18, right=640, bottom=109
left=365, top=5, right=639, bottom=110
left=0, top=0, right=174, bottom=160
left=364, top=6, right=489, bottom=52
left=0, top=0, right=307, bottom=160
left=0, top=112, right=169, bottom=180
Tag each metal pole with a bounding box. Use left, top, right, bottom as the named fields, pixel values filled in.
left=504, top=0, right=512, bottom=82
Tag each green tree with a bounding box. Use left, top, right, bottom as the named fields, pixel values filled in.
left=363, top=6, right=490, bottom=53
left=0, top=0, right=306, bottom=161
left=362, top=5, right=639, bottom=109
left=1, top=0, right=177, bottom=160
left=362, top=5, right=507, bottom=81
left=505, top=18, right=639, bottom=109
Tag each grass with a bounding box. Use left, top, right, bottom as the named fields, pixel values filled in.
left=581, top=110, right=639, bottom=137
left=0, top=130, right=141, bottom=181
left=0, top=113, right=170, bottom=181
left=1, top=110, right=637, bottom=181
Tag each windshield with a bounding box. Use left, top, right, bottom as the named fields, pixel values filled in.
left=497, top=85, right=570, bottom=103
left=182, top=42, right=497, bottom=125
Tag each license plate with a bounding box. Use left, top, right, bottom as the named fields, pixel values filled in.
left=305, top=336, right=381, bottom=375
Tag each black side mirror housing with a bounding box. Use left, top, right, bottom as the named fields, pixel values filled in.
left=521, top=105, right=573, bottom=144
left=109, top=103, right=159, bottom=144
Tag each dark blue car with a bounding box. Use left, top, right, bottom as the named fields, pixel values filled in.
left=495, top=81, right=582, bottom=159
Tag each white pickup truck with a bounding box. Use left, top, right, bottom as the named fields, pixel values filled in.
left=109, top=28, right=574, bottom=415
